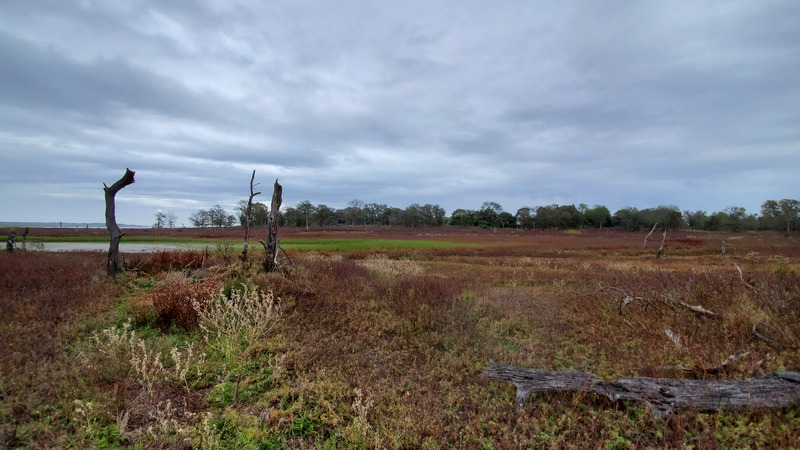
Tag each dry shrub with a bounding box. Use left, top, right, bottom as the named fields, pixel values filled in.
left=358, top=253, right=423, bottom=278
left=149, top=273, right=219, bottom=330
left=127, top=250, right=207, bottom=274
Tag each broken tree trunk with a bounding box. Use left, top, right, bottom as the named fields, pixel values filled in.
left=259, top=179, right=282, bottom=272
left=104, top=168, right=135, bottom=276
left=656, top=228, right=667, bottom=258
left=240, top=170, right=261, bottom=263
left=644, top=223, right=658, bottom=248
left=486, top=361, right=800, bottom=419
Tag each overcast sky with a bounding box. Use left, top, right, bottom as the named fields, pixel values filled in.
left=1, top=1, right=798, bottom=226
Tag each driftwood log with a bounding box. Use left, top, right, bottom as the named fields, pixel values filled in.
left=486, top=361, right=800, bottom=419
left=104, top=168, right=135, bottom=276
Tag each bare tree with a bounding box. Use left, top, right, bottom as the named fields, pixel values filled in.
left=240, top=170, right=261, bottom=263
left=104, top=168, right=135, bottom=276
left=153, top=211, right=167, bottom=228
left=166, top=212, right=178, bottom=228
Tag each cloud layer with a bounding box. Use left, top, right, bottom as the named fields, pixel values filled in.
left=1, top=1, right=798, bottom=225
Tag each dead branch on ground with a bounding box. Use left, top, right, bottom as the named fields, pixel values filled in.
left=735, top=263, right=757, bottom=292
left=486, top=361, right=800, bottom=419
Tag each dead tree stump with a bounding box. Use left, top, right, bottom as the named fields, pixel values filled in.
left=259, top=179, right=282, bottom=272
left=104, top=168, right=135, bottom=276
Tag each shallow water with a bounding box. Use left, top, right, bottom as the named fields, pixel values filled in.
left=30, top=242, right=207, bottom=252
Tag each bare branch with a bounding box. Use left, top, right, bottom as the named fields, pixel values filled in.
left=735, top=263, right=757, bottom=292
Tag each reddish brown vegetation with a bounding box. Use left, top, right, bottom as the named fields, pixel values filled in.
left=148, top=273, right=219, bottom=330
left=1, top=229, right=798, bottom=448
left=0, top=252, right=117, bottom=447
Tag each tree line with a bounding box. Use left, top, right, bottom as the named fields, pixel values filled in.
left=175, top=198, right=799, bottom=233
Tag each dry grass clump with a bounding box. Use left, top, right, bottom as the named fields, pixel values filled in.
left=358, top=253, right=424, bottom=278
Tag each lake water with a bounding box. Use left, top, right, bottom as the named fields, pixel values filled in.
left=30, top=242, right=208, bottom=252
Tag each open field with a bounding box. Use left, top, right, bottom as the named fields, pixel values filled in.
left=1, top=227, right=798, bottom=448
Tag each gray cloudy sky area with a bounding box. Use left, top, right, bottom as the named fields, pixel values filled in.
left=1, top=1, right=798, bottom=226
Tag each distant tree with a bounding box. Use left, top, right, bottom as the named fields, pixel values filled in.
left=706, top=211, right=727, bottom=231
left=515, top=207, right=535, bottom=229
left=760, top=200, right=781, bottom=230
left=282, top=207, right=301, bottom=227
left=778, top=199, right=800, bottom=234
left=189, top=210, right=211, bottom=228
left=403, top=203, right=425, bottom=227
left=497, top=212, right=517, bottom=228
left=207, top=205, right=230, bottom=227
left=314, top=204, right=337, bottom=226
left=342, top=199, right=366, bottom=225
left=383, top=207, right=404, bottom=226
left=238, top=201, right=268, bottom=227
left=613, top=207, right=641, bottom=231
left=724, top=206, right=747, bottom=232
left=638, top=205, right=683, bottom=230
left=535, top=205, right=559, bottom=229
left=166, top=212, right=178, bottom=228
left=420, top=204, right=446, bottom=226
left=684, top=210, right=708, bottom=230
left=153, top=211, right=167, bottom=229
left=296, top=201, right=316, bottom=230
left=449, top=209, right=476, bottom=227
left=584, top=205, right=611, bottom=228
left=478, top=202, right=504, bottom=228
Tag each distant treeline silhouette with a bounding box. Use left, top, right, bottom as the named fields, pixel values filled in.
left=185, top=198, right=799, bottom=233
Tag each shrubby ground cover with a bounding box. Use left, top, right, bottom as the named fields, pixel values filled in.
left=1, top=228, right=798, bottom=448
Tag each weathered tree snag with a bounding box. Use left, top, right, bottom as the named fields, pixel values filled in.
left=721, top=240, right=727, bottom=255
left=104, top=168, right=135, bottom=276
left=486, top=361, right=800, bottom=419
left=644, top=223, right=658, bottom=248
left=5, top=230, right=14, bottom=253
left=656, top=228, right=667, bottom=258
left=259, top=179, right=282, bottom=272
left=240, top=170, right=261, bottom=263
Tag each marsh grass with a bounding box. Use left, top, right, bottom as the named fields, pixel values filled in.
left=2, top=232, right=799, bottom=448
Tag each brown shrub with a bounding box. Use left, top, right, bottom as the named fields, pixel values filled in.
left=149, top=274, right=219, bottom=330
left=125, top=250, right=208, bottom=274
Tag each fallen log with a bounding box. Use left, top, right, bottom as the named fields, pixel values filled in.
left=485, top=361, right=800, bottom=419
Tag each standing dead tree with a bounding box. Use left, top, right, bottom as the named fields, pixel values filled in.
left=486, top=361, right=800, bottom=419
left=259, top=179, right=282, bottom=272
left=656, top=228, right=667, bottom=258
left=643, top=223, right=658, bottom=248
left=104, top=168, right=135, bottom=276
left=240, top=170, right=262, bottom=263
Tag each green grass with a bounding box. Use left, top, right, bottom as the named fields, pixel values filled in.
left=280, top=238, right=473, bottom=252
left=26, top=236, right=475, bottom=252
